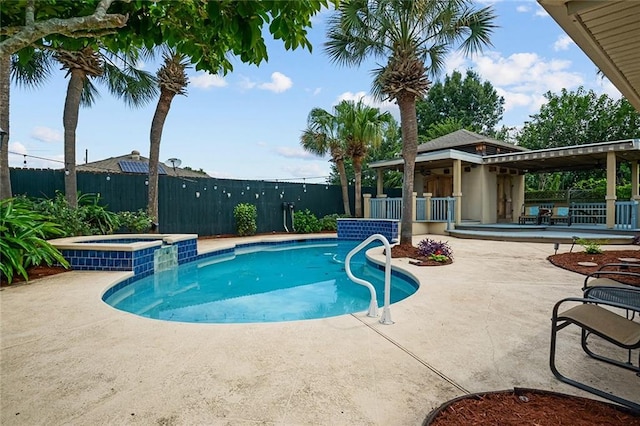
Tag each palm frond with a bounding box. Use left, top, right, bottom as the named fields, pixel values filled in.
left=10, top=49, right=55, bottom=89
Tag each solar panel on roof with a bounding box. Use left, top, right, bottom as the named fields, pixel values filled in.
left=118, top=161, right=167, bottom=174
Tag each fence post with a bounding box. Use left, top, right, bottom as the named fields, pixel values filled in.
left=412, top=192, right=417, bottom=221
left=363, top=194, right=371, bottom=218
left=425, top=192, right=432, bottom=221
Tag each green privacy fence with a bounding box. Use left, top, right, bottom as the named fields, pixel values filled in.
left=10, top=169, right=401, bottom=236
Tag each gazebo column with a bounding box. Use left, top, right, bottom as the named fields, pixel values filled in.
left=376, top=169, right=384, bottom=197
left=452, top=159, right=462, bottom=224
left=632, top=161, right=640, bottom=228
left=606, top=151, right=617, bottom=229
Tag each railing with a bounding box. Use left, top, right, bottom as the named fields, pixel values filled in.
left=344, top=234, right=394, bottom=325
left=369, top=196, right=455, bottom=225
left=570, top=202, right=606, bottom=225
left=615, top=200, right=639, bottom=229
left=370, top=197, right=402, bottom=219
left=432, top=197, right=455, bottom=222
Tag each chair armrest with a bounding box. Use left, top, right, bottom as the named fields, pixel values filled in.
left=553, top=296, right=640, bottom=319
left=583, top=270, right=640, bottom=288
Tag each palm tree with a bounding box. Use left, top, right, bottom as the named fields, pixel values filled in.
left=55, top=46, right=157, bottom=208
left=148, top=51, right=190, bottom=230
left=300, top=107, right=351, bottom=216
left=336, top=99, right=393, bottom=217
left=1, top=50, right=55, bottom=199
left=325, top=0, right=496, bottom=246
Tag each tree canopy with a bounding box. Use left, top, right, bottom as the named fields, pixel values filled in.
left=416, top=69, right=504, bottom=137
left=517, top=87, right=640, bottom=151
left=1, top=0, right=334, bottom=73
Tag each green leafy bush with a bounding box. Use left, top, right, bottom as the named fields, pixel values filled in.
left=294, top=209, right=321, bottom=233
left=31, top=192, right=120, bottom=236
left=234, top=203, right=257, bottom=236
left=118, top=210, right=153, bottom=233
left=0, top=198, right=70, bottom=284
left=576, top=238, right=603, bottom=254
left=319, top=214, right=341, bottom=232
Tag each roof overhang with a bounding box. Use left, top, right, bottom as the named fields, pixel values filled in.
left=484, top=139, right=640, bottom=172
left=538, top=0, right=640, bottom=111
left=369, top=149, right=484, bottom=170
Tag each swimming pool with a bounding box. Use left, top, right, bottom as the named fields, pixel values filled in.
left=103, top=239, right=418, bottom=323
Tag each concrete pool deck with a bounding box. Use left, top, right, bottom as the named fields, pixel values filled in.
left=1, top=235, right=638, bottom=424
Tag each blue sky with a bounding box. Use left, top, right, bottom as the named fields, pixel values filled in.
left=7, top=1, right=621, bottom=183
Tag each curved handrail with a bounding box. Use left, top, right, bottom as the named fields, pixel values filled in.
left=344, top=233, right=394, bottom=324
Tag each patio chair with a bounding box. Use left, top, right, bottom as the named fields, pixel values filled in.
left=549, top=206, right=571, bottom=226
left=518, top=205, right=540, bottom=225
left=550, top=293, right=640, bottom=410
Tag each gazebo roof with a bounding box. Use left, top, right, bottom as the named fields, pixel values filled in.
left=417, top=129, right=527, bottom=154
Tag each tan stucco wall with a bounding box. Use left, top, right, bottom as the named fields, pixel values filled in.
left=511, top=175, right=525, bottom=223
left=461, top=167, right=483, bottom=221
left=481, top=167, right=497, bottom=223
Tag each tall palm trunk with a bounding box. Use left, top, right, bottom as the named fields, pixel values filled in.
left=335, top=158, right=351, bottom=216
left=148, top=89, right=175, bottom=231
left=397, top=92, right=418, bottom=246
left=63, top=69, right=85, bottom=209
left=0, top=54, right=11, bottom=199
left=353, top=155, right=364, bottom=217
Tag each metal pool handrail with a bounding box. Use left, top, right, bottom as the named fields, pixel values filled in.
left=344, top=233, right=394, bottom=325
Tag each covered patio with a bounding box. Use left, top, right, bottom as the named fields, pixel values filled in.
left=367, top=131, right=640, bottom=235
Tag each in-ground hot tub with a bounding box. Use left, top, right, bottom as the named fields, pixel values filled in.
left=49, top=234, right=198, bottom=277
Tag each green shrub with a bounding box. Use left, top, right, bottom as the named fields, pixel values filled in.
left=234, top=203, right=257, bottom=236
left=31, top=192, right=120, bottom=236
left=576, top=238, right=604, bottom=254
left=319, top=214, right=340, bottom=232
left=294, top=209, right=321, bottom=233
left=118, top=209, right=153, bottom=233
left=0, top=198, right=70, bottom=284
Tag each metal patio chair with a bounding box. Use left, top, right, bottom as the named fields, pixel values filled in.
left=550, top=292, right=640, bottom=411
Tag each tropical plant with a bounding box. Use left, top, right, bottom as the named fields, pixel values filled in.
left=31, top=192, right=120, bottom=236
left=417, top=238, right=453, bottom=260
left=294, top=209, right=321, bottom=233
left=148, top=50, right=190, bottom=229
left=0, top=198, right=69, bottom=284
left=55, top=46, right=157, bottom=208
left=576, top=238, right=603, bottom=255
left=301, top=107, right=351, bottom=216
left=118, top=209, right=153, bottom=233
left=338, top=99, right=394, bottom=217
left=234, top=203, right=257, bottom=236
left=325, top=0, right=496, bottom=246
left=319, top=214, right=341, bottom=232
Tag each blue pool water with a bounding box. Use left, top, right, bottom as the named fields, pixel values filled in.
left=103, top=240, right=418, bottom=323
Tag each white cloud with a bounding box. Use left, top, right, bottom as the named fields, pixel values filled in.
left=595, top=76, right=622, bottom=100
left=238, top=76, right=257, bottom=90
left=8, top=142, right=63, bottom=168
left=516, top=5, right=530, bottom=13
left=535, top=5, right=548, bottom=17
left=31, top=126, right=62, bottom=143
left=190, top=73, right=227, bottom=89
left=258, top=72, right=293, bottom=93
left=553, top=35, right=574, bottom=51
left=274, top=146, right=318, bottom=160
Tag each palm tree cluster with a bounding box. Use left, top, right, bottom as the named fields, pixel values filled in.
left=325, top=0, right=496, bottom=245
left=301, top=99, right=394, bottom=218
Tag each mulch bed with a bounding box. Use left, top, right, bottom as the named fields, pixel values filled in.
left=427, top=389, right=640, bottom=425
left=389, top=244, right=453, bottom=266
left=548, top=249, right=640, bottom=286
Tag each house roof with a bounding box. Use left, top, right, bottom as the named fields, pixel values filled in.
left=417, top=129, right=528, bottom=154
left=76, top=150, right=210, bottom=178
left=538, top=0, right=640, bottom=112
